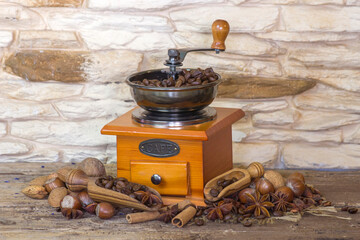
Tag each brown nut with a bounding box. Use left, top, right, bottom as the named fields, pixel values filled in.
left=44, top=177, right=65, bottom=193
left=60, top=195, right=81, bottom=210
left=21, top=185, right=48, bottom=199
left=57, top=166, right=74, bottom=182
left=286, top=178, right=305, bottom=197
left=29, top=175, right=48, bottom=186
left=77, top=191, right=94, bottom=208
left=238, top=188, right=256, bottom=204
left=47, top=172, right=59, bottom=180
left=77, top=157, right=106, bottom=178
left=48, top=187, right=68, bottom=208
left=264, top=170, right=285, bottom=190
left=288, top=172, right=305, bottom=183
left=255, top=178, right=275, bottom=195
left=275, top=186, right=294, bottom=202
left=84, top=203, right=98, bottom=214
left=96, top=202, right=115, bottom=219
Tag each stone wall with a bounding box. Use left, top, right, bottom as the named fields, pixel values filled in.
left=0, top=0, right=360, bottom=169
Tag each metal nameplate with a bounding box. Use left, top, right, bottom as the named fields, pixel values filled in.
left=139, top=139, right=180, bottom=158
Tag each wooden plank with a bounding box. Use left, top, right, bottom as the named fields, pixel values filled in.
left=0, top=163, right=359, bottom=240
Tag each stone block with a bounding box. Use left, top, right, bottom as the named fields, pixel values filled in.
left=18, top=31, right=82, bottom=49
left=170, top=6, right=279, bottom=32
left=0, top=2, right=46, bottom=30
left=8, top=0, right=83, bottom=7
left=0, top=31, right=13, bottom=47
left=233, top=142, right=279, bottom=167
left=282, top=6, right=360, bottom=32
left=283, top=61, right=360, bottom=92
left=83, top=83, right=132, bottom=100
left=293, top=110, right=360, bottom=130
left=212, top=99, right=289, bottom=112
left=217, top=77, right=316, bottom=99
left=245, top=128, right=341, bottom=143
left=294, top=84, right=360, bottom=113
left=55, top=99, right=135, bottom=119
left=343, top=124, right=360, bottom=144
left=255, top=31, right=359, bottom=42
left=36, top=8, right=173, bottom=32
left=0, top=75, right=83, bottom=101
left=87, top=0, right=225, bottom=10
left=0, top=141, right=30, bottom=155
left=4, top=50, right=87, bottom=82
left=105, top=145, right=117, bottom=163
left=11, top=119, right=115, bottom=147
left=0, top=148, right=60, bottom=162
left=82, top=50, right=143, bottom=83
left=283, top=143, right=360, bottom=169
left=183, top=53, right=282, bottom=77
left=173, top=32, right=284, bottom=56
left=80, top=30, right=136, bottom=50
left=0, top=122, right=6, bottom=136
left=62, top=148, right=108, bottom=163
left=253, top=109, right=294, bottom=126
left=286, top=42, right=360, bottom=68
left=125, top=33, right=175, bottom=51
left=0, top=100, right=58, bottom=118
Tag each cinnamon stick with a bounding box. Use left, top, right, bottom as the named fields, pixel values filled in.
left=160, top=199, right=192, bottom=212
left=171, top=205, right=197, bottom=228
left=126, top=211, right=160, bottom=224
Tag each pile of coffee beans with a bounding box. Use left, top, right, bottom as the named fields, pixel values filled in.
left=132, top=67, right=219, bottom=87
left=95, top=176, right=147, bottom=198
left=210, top=177, right=238, bottom=197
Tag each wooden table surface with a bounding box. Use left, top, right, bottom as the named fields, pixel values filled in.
left=0, top=162, right=359, bottom=240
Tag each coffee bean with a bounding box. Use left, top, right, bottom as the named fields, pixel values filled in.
left=273, top=210, right=284, bottom=217
left=348, top=207, right=358, bottom=214
left=237, top=216, right=245, bottom=223
left=223, top=214, right=232, bottom=222
left=256, top=214, right=266, bottom=220
left=210, top=189, right=219, bottom=197
left=341, top=206, right=349, bottom=211
left=242, top=219, right=252, bottom=227
left=194, top=218, right=205, bottom=226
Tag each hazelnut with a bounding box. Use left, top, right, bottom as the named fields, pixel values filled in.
left=77, top=191, right=94, bottom=208
left=44, top=177, right=65, bottom=193
left=286, top=178, right=305, bottom=197
left=288, top=172, right=305, bottom=183
left=77, top=157, right=106, bottom=178
left=238, top=188, right=256, bottom=204
left=255, top=178, right=275, bottom=195
left=275, top=186, right=294, bottom=202
left=60, top=195, right=81, bottom=210
left=96, top=202, right=115, bottom=219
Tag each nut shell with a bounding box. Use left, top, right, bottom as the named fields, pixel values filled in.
left=47, top=172, right=59, bottom=180
left=264, top=170, right=285, bottom=190
left=29, top=176, right=48, bottom=186
left=57, top=166, right=74, bottom=182
left=288, top=172, right=305, bottom=183
left=255, top=178, right=275, bottom=195
left=238, top=188, right=256, bottom=204
left=77, top=157, right=106, bottom=178
left=60, top=195, right=81, bottom=210
left=44, top=177, right=65, bottom=193
left=96, top=202, right=115, bottom=219
left=48, top=187, right=68, bottom=207
left=78, top=191, right=94, bottom=208
left=21, top=185, right=48, bottom=199
left=286, top=178, right=305, bottom=197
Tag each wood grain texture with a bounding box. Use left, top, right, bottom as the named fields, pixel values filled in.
left=0, top=163, right=359, bottom=240
left=130, top=160, right=189, bottom=195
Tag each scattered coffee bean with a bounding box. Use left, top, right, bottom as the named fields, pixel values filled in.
left=237, top=216, right=245, bottom=223
left=223, top=214, right=233, bottom=222
left=256, top=214, right=266, bottom=220
left=348, top=207, right=358, bottom=214
left=195, top=218, right=205, bottom=226
left=242, top=219, right=252, bottom=227
left=341, top=206, right=349, bottom=211
left=273, top=211, right=284, bottom=217
left=210, top=189, right=219, bottom=197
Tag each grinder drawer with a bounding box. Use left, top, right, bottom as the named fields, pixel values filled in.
left=130, top=160, right=189, bottom=196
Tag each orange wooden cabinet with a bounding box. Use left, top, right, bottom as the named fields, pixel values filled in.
left=101, top=107, right=244, bottom=206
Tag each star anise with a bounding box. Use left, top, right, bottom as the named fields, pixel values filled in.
left=245, top=191, right=274, bottom=217
left=134, top=190, right=162, bottom=207
left=270, top=192, right=293, bottom=212
left=206, top=200, right=233, bottom=220
left=157, top=204, right=179, bottom=223
left=61, top=208, right=83, bottom=220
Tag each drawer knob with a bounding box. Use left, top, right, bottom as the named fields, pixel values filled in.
left=151, top=174, right=162, bottom=185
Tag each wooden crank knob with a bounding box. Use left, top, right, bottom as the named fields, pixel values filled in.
left=211, top=19, right=230, bottom=51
